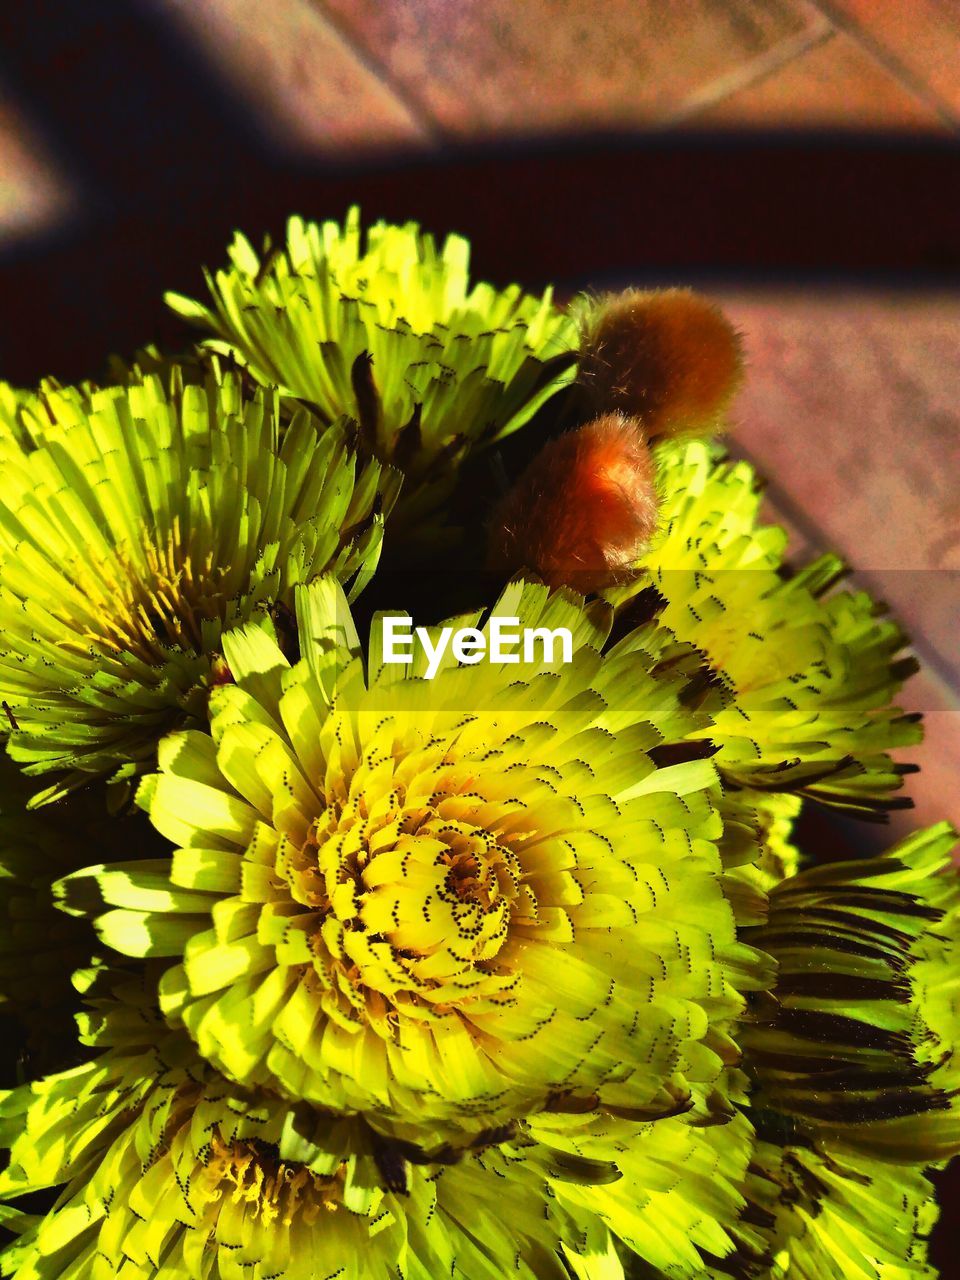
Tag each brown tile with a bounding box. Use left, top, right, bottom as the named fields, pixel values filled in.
left=692, top=30, right=949, bottom=130
left=820, top=0, right=960, bottom=121
left=160, top=0, right=430, bottom=152
left=0, top=94, right=73, bottom=242
left=317, top=0, right=826, bottom=136
left=716, top=289, right=960, bottom=690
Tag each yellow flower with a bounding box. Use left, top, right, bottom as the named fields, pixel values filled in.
left=0, top=974, right=617, bottom=1280
left=166, top=208, right=579, bottom=524
left=608, top=440, right=920, bottom=816
left=0, top=365, right=396, bottom=798
left=62, top=577, right=770, bottom=1147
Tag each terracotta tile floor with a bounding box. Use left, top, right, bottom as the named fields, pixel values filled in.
left=176, top=0, right=958, bottom=142
left=319, top=0, right=827, bottom=136
left=160, top=0, right=432, bottom=152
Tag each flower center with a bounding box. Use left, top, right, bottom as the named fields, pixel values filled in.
left=275, top=757, right=535, bottom=1032
left=444, top=847, right=486, bottom=903
left=204, top=1136, right=344, bottom=1228
left=61, top=521, right=232, bottom=662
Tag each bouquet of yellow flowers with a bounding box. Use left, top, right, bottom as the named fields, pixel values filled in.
left=0, top=209, right=955, bottom=1280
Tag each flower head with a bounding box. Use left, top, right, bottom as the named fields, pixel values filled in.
left=1, top=217, right=957, bottom=1280
left=742, top=822, right=960, bottom=1165
left=0, top=366, right=397, bottom=798
left=62, top=577, right=770, bottom=1146
left=608, top=440, right=920, bottom=816
left=166, top=208, right=579, bottom=521
left=0, top=974, right=617, bottom=1280
left=727, top=1137, right=938, bottom=1280
left=538, top=1102, right=755, bottom=1277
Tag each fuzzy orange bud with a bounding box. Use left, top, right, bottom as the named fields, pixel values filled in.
left=487, top=414, right=658, bottom=593
left=579, top=288, right=743, bottom=440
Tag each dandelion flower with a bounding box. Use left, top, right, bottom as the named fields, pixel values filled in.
left=607, top=440, right=920, bottom=816
left=742, top=822, right=960, bottom=1164
left=0, top=366, right=397, bottom=798
left=166, top=208, right=579, bottom=521
left=0, top=974, right=618, bottom=1280
left=61, top=576, right=770, bottom=1146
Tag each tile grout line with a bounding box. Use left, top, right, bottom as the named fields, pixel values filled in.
left=308, top=0, right=447, bottom=145
left=660, top=15, right=836, bottom=125
left=807, top=0, right=960, bottom=133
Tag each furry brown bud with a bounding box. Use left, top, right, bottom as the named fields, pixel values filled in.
left=579, top=288, right=743, bottom=440
left=487, top=414, right=658, bottom=593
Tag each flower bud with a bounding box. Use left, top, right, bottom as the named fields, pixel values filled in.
left=580, top=288, right=743, bottom=440
left=487, top=413, right=658, bottom=593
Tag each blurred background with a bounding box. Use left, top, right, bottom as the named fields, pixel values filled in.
left=0, top=0, right=959, bottom=1263
left=0, top=0, right=956, bottom=839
